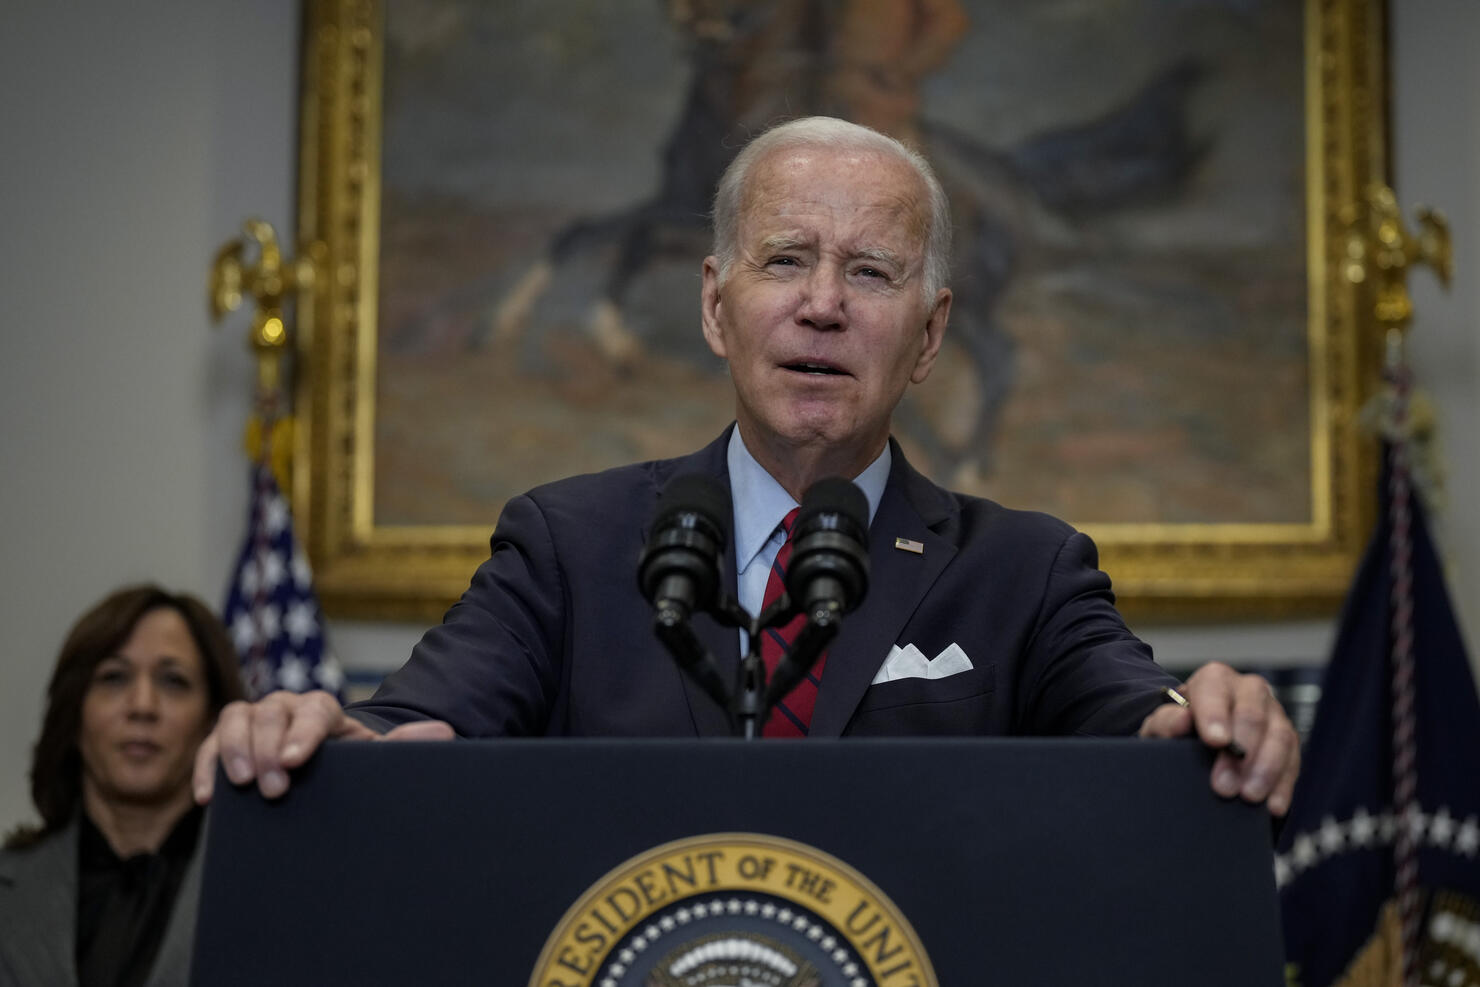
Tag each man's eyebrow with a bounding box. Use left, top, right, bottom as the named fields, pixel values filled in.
left=852, top=246, right=905, bottom=268
left=759, top=234, right=811, bottom=253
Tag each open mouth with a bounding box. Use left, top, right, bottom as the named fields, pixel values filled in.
left=783, top=362, right=847, bottom=376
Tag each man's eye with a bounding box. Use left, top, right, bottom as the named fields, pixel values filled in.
left=768, top=256, right=797, bottom=267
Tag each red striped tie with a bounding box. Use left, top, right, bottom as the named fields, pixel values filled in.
left=761, top=508, right=824, bottom=737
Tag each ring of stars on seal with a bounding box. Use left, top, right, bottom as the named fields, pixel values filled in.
left=530, top=833, right=935, bottom=987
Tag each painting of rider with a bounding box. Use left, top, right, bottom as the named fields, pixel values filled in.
left=372, top=0, right=1308, bottom=532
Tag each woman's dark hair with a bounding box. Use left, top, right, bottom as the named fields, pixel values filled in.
left=4, top=584, right=246, bottom=849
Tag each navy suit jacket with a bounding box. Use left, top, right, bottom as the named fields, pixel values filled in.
left=350, top=428, right=1176, bottom=738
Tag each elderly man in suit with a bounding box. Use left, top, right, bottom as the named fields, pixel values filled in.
left=195, top=116, right=1299, bottom=816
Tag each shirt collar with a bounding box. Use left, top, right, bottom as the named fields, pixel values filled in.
left=726, top=427, right=891, bottom=570
left=79, top=804, right=203, bottom=868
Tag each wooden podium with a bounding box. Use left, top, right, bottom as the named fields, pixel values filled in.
left=192, top=738, right=1283, bottom=985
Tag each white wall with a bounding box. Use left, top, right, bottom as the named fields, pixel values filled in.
left=1, top=0, right=1475, bottom=832
left=0, top=1, right=294, bottom=831
left=1390, top=0, right=1480, bottom=652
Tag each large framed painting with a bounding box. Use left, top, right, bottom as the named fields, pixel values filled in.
left=293, top=0, right=1388, bottom=622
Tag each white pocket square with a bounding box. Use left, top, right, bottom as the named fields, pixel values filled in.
left=870, top=642, right=974, bottom=685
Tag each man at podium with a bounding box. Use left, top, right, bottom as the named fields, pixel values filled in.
left=194, top=116, right=1299, bottom=818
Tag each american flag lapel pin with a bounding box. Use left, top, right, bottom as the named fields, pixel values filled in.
left=894, top=537, right=925, bottom=555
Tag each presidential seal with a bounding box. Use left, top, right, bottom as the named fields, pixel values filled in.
left=531, top=833, right=935, bottom=987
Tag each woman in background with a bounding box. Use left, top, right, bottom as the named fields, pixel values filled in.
left=0, top=585, right=245, bottom=987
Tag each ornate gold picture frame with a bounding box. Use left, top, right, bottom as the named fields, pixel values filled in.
left=294, top=0, right=1387, bottom=622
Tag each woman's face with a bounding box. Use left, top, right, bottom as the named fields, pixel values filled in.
left=78, top=607, right=213, bottom=811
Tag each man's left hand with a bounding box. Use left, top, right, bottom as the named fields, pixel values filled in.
left=1138, top=662, right=1301, bottom=816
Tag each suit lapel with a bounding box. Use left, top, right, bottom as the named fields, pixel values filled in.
left=648, top=428, right=742, bottom=738
left=0, top=821, right=81, bottom=987
left=144, top=821, right=205, bottom=987
left=809, top=445, right=959, bottom=738
left=686, top=547, right=741, bottom=736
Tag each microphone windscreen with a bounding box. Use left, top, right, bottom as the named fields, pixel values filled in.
left=653, top=472, right=733, bottom=542
left=797, top=477, right=868, bottom=539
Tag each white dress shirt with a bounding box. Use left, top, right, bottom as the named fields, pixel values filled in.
left=725, top=427, right=889, bottom=653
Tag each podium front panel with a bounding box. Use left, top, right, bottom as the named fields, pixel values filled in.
left=194, top=738, right=1283, bottom=985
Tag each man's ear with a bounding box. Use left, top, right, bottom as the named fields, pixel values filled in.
left=909, top=288, right=952, bottom=384
left=700, top=256, right=728, bottom=359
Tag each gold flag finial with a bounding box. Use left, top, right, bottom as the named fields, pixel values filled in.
left=209, top=219, right=323, bottom=490
left=1346, top=184, right=1453, bottom=517
left=1344, top=183, right=1451, bottom=336
left=210, top=219, right=319, bottom=395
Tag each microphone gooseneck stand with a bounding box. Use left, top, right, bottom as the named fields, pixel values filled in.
left=640, top=473, right=869, bottom=740
left=654, top=590, right=838, bottom=739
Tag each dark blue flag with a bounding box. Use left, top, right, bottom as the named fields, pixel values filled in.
left=1277, top=447, right=1480, bottom=987
left=222, top=462, right=345, bottom=701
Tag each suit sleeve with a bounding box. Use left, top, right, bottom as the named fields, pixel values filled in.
left=1015, top=529, right=1177, bottom=735
left=345, top=493, right=567, bottom=737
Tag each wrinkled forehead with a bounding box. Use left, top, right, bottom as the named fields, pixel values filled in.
left=739, top=145, right=931, bottom=250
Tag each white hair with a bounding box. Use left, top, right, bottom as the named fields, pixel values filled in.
left=710, top=116, right=952, bottom=300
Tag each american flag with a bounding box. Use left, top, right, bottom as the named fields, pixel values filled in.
left=222, top=462, right=345, bottom=701
left=1275, top=442, right=1480, bottom=987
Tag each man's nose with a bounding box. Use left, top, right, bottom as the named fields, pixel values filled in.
left=796, top=267, right=846, bottom=331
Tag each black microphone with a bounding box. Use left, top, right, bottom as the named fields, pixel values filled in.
left=638, top=473, right=733, bottom=717
left=764, top=477, right=870, bottom=714
left=785, top=477, right=870, bottom=619
left=637, top=473, right=731, bottom=620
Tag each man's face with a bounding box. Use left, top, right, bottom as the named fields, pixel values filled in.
left=701, top=145, right=950, bottom=469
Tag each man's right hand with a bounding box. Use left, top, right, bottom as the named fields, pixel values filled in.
left=192, top=690, right=455, bottom=803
